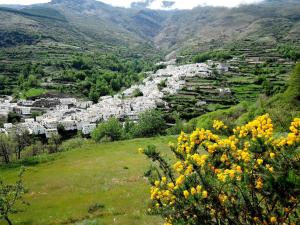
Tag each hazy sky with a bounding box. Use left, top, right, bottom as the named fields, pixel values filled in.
left=0, top=0, right=265, bottom=9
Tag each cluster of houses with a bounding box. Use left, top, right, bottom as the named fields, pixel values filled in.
left=0, top=96, right=31, bottom=119
left=0, top=62, right=226, bottom=138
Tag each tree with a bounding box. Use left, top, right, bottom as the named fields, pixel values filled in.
left=7, top=113, right=21, bottom=124
left=48, top=134, right=61, bottom=154
left=89, top=86, right=100, bottom=103
left=27, top=74, right=39, bottom=88
left=0, top=134, right=14, bottom=164
left=0, top=168, right=26, bottom=225
left=91, top=117, right=123, bottom=142
left=133, top=110, right=166, bottom=137
left=13, top=128, right=32, bottom=160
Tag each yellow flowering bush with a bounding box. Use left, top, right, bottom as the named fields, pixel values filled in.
left=141, top=114, right=300, bottom=225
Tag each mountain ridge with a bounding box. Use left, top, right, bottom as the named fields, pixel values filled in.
left=0, top=0, right=299, bottom=56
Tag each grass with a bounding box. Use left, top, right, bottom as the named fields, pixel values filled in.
left=20, top=88, right=47, bottom=99
left=0, top=136, right=176, bottom=225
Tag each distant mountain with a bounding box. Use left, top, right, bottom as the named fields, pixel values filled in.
left=0, top=0, right=299, bottom=57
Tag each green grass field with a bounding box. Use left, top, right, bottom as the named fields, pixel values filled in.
left=0, top=136, right=175, bottom=225
left=20, top=88, right=48, bottom=99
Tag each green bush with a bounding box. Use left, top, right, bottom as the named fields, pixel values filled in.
left=132, top=88, right=143, bottom=97
left=193, top=50, right=232, bottom=63
left=59, top=137, right=85, bottom=152
left=133, top=110, right=166, bottom=137
left=91, top=118, right=123, bottom=142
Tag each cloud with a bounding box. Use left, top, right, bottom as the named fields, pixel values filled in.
left=101, top=0, right=265, bottom=9
left=0, top=0, right=265, bottom=8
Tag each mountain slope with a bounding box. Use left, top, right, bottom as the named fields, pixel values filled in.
left=1, top=0, right=299, bottom=54
left=155, top=1, right=300, bottom=52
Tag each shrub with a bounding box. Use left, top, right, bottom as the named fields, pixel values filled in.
left=141, top=114, right=300, bottom=225
left=91, top=117, right=123, bottom=142
left=59, top=137, right=84, bottom=152
left=133, top=110, right=166, bottom=137
left=133, top=88, right=143, bottom=97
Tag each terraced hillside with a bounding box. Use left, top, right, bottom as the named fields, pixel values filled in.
left=164, top=44, right=295, bottom=120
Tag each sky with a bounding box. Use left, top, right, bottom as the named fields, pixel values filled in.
left=0, top=0, right=265, bottom=9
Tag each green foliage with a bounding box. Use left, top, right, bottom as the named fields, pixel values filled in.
left=0, top=134, right=14, bottom=164
left=59, top=137, right=85, bottom=152
left=0, top=31, right=38, bottom=47
left=7, top=112, right=21, bottom=124
left=47, top=134, right=62, bottom=154
left=193, top=50, right=232, bottom=63
left=20, top=88, right=47, bottom=99
left=166, top=113, right=185, bottom=135
left=157, top=79, right=167, bottom=91
left=285, top=62, right=300, bottom=101
left=13, top=129, right=32, bottom=160
left=132, top=88, right=143, bottom=97
left=133, top=110, right=166, bottom=138
left=91, top=118, right=123, bottom=142
left=278, top=44, right=300, bottom=61
left=0, top=168, right=26, bottom=225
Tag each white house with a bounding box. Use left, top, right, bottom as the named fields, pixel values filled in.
left=45, top=128, right=58, bottom=138
left=4, top=123, right=13, bottom=129
left=81, top=123, right=96, bottom=135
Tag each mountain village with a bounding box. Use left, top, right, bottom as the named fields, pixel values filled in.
left=0, top=62, right=228, bottom=138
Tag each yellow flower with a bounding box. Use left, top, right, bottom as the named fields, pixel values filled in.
left=196, top=185, right=202, bottom=193
left=161, top=177, right=167, bottom=184
left=220, top=154, right=228, bottom=163
left=138, top=148, right=144, bottom=153
left=217, top=173, right=227, bottom=182
left=154, top=180, right=160, bottom=187
left=257, top=158, right=263, bottom=165
left=218, top=194, right=228, bottom=204
left=270, top=216, right=277, bottom=223
left=213, top=120, right=227, bottom=130
left=202, top=190, right=208, bottom=198
left=183, top=190, right=190, bottom=199
left=190, top=187, right=197, bottom=195
left=175, top=175, right=185, bottom=186
left=191, top=154, right=208, bottom=167
left=168, top=182, right=175, bottom=190
left=255, top=177, right=263, bottom=189
left=173, top=161, right=183, bottom=172
left=269, top=152, right=275, bottom=159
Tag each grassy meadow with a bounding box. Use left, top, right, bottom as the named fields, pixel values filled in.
left=0, top=136, right=175, bottom=225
